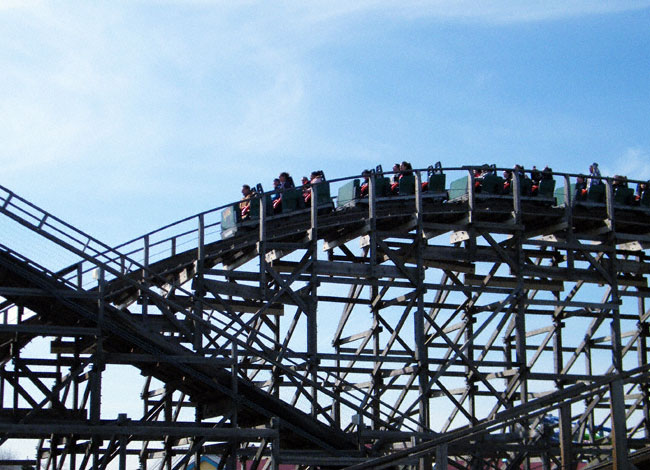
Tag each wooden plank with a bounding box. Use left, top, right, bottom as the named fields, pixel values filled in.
left=380, top=366, right=417, bottom=378
left=269, top=260, right=301, bottom=273
left=617, top=275, right=648, bottom=287
left=204, top=269, right=260, bottom=281
left=379, top=291, right=417, bottom=309
left=422, top=259, right=475, bottom=273
left=265, top=249, right=294, bottom=263
left=336, top=328, right=375, bottom=346
left=313, top=260, right=417, bottom=280
left=485, top=369, right=519, bottom=381
left=50, top=340, right=95, bottom=355
left=202, top=278, right=263, bottom=300
left=264, top=241, right=310, bottom=251
left=431, top=387, right=467, bottom=398
left=317, top=295, right=372, bottom=305
left=222, top=249, right=258, bottom=271
left=422, top=245, right=504, bottom=263
left=463, top=274, right=564, bottom=292
left=167, top=295, right=283, bottom=315
left=421, top=222, right=466, bottom=233
left=474, top=221, right=525, bottom=232
left=523, top=221, right=569, bottom=239
left=524, top=324, right=555, bottom=338
left=322, top=223, right=370, bottom=251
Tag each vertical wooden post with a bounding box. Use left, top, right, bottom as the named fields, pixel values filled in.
left=91, top=267, right=105, bottom=424
left=259, top=193, right=267, bottom=298
left=467, top=168, right=475, bottom=224
left=563, top=174, right=574, bottom=272
left=638, top=289, right=650, bottom=438
left=512, top=169, right=521, bottom=225
left=164, top=387, right=172, bottom=470
left=369, top=174, right=380, bottom=429
left=514, top=170, right=529, bottom=470
left=414, top=171, right=431, bottom=470
left=270, top=417, right=280, bottom=470
left=559, top=403, right=573, bottom=470
left=118, top=414, right=127, bottom=470
left=194, top=214, right=205, bottom=352
left=606, top=186, right=629, bottom=470
left=610, top=377, right=629, bottom=470
left=142, top=235, right=150, bottom=322
left=605, top=178, right=615, bottom=231
left=308, top=183, right=319, bottom=417
left=436, top=444, right=448, bottom=470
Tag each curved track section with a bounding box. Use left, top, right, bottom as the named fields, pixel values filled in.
left=1, top=166, right=650, bottom=470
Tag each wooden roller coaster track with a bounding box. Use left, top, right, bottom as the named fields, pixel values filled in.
left=0, top=166, right=649, bottom=470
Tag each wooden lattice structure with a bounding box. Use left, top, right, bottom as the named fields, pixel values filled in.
left=0, top=166, right=649, bottom=470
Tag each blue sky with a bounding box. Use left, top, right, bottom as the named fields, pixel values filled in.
left=2, top=1, right=650, bottom=243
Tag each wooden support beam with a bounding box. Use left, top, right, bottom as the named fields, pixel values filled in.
left=463, top=274, right=564, bottom=292
left=201, top=279, right=263, bottom=300
left=167, top=295, right=284, bottom=316
left=312, top=260, right=417, bottom=280
left=322, top=223, right=370, bottom=252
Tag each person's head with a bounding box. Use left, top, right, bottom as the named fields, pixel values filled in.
left=242, top=184, right=251, bottom=196
left=392, top=163, right=400, bottom=172
left=279, top=172, right=289, bottom=182
left=273, top=178, right=280, bottom=189
left=362, top=169, right=371, bottom=181
left=301, top=176, right=309, bottom=185
left=577, top=176, right=584, bottom=183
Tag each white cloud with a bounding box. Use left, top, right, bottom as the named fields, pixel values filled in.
left=600, top=147, right=650, bottom=182
left=1, top=0, right=648, bottom=222
left=249, top=0, right=650, bottom=25
left=0, top=0, right=43, bottom=11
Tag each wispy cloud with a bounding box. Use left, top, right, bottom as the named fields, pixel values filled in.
left=241, top=0, right=650, bottom=25
left=601, top=147, right=650, bottom=182
left=0, top=0, right=42, bottom=11
left=3, top=0, right=648, bottom=180
left=1, top=0, right=648, bottom=230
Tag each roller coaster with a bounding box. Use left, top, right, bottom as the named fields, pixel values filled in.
left=1, top=165, right=649, bottom=470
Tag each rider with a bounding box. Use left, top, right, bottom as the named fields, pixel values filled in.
left=240, top=184, right=256, bottom=219
left=271, top=178, right=282, bottom=213
left=360, top=169, right=371, bottom=197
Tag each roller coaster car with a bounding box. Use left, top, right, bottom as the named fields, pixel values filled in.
left=449, top=166, right=556, bottom=206
left=336, top=162, right=448, bottom=209
left=426, top=162, right=448, bottom=198
left=221, top=181, right=334, bottom=239
left=221, top=183, right=267, bottom=239
left=554, top=182, right=648, bottom=210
